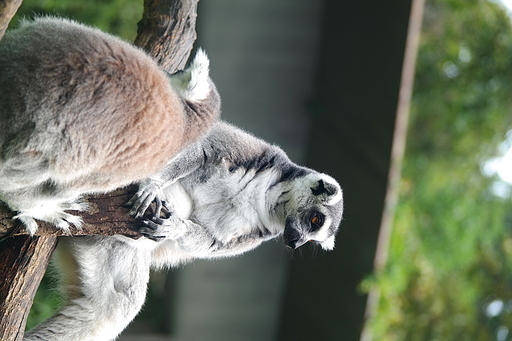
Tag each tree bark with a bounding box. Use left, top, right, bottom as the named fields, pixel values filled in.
left=0, top=187, right=142, bottom=238
left=135, top=0, right=198, bottom=74
left=0, top=0, right=200, bottom=339
left=0, top=236, right=57, bottom=341
left=0, top=0, right=22, bottom=40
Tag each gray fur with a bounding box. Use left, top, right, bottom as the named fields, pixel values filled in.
left=134, top=121, right=344, bottom=263
left=0, top=17, right=220, bottom=234
left=10, top=16, right=343, bottom=341
left=24, top=122, right=343, bottom=341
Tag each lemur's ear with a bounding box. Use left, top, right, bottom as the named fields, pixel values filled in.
left=311, top=179, right=331, bottom=196
left=169, top=48, right=211, bottom=102
left=310, top=176, right=342, bottom=205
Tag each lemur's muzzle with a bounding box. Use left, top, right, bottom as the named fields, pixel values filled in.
left=283, top=217, right=308, bottom=249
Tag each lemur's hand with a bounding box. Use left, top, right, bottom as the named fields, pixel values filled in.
left=128, top=179, right=164, bottom=218
left=140, top=210, right=186, bottom=241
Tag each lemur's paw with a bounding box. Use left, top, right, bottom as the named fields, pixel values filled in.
left=140, top=214, right=185, bottom=241
left=12, top=214, right=39, bottom=236
left=51, top=212, right=84, bottom=234
left=13, top=210, right=83, bottom=235
left=128, top=181, right=164, bottom=218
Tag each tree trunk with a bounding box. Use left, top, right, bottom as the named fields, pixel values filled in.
left=0, top=0, right=200, bottom=339
left=0, top=0, right=22, bottom=40
left=0, top=236, right=57, bottom=341
left=135, top=0, right=198, bottom=74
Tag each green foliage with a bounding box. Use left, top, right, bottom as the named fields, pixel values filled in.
left=10, top=0, right=142, bottom=40
left=364, top=0, right=512, bottom=339
left=25, top=275, right=62, bottom=331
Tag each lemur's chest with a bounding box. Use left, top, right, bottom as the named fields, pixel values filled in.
left=177, top=167, right=279, bottom=242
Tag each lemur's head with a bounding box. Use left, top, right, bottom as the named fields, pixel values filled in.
left=281, top=173, right=343, bottom=251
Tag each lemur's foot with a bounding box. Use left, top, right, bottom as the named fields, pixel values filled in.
left=140, top=212, right=186, bottom=241
left=14, top=204, right=85, bottom=235
left=61, top=200, right=89, bottom=212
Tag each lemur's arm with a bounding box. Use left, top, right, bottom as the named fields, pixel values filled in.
left=143, top=215, right=273, bottom=262
left=129, top=142, right=205, bottom=218
left=24, top=236, right=152, bottom=341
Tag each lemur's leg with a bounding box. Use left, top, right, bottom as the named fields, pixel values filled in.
left=143, top=215, right=272, bottom=260
left=24, top=236, right=152, bottom=341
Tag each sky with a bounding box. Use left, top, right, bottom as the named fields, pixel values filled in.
left=500, top=0, right=512, bottom=11
left=496, top=1, right=512, bottom=186
left=480, top=0, right=512, bottom=192
left=481, top=131, right=512, bottom=198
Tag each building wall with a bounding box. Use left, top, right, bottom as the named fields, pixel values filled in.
left=170, top=1, right=324, bottom=340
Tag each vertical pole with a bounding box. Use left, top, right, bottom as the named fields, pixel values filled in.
left=360, top=1, right=425, bottom=340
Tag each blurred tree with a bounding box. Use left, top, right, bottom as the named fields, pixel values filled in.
left=10, top=0, right=141, bottom=40
left=364, top=0, right=512, bottom=340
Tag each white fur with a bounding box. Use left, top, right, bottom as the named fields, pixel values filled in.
left=170, top=48, right=211, bottom=101
left=14, top=198, right=86, bottom=234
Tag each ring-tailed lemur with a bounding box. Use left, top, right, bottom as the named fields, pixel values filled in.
left=24, top=122, right=344, bottom=341
left=0, top=17, right=220, bottom=235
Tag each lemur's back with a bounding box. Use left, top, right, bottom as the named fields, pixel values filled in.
left=0, top=17, right=194, bottom=192
left=0, top=17, right=220, bottom=234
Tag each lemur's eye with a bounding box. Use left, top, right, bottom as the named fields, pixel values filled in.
left=310, top=212, right=324, bottom=232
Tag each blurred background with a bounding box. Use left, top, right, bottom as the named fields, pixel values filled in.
left=8, top=0, right=512, bottom=340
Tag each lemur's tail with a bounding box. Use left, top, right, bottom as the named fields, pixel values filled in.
left=169, top=49, right=212, bottom=102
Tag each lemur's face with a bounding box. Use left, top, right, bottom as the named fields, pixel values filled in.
left=282, top=173, right=343, bottom=251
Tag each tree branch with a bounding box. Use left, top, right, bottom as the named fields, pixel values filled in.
left=0, top=187, right=141, bottom=238
left=0, top=236, right=57, bottom=340
left=135, top=0, right=198, bottom=73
